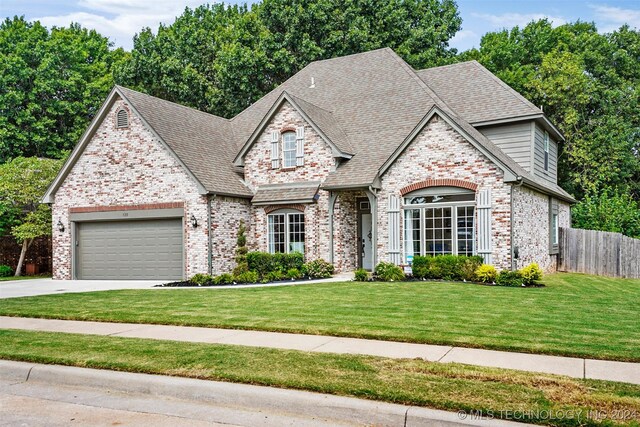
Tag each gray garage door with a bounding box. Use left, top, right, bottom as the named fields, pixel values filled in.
left=76, top=219, right=183, bottom=280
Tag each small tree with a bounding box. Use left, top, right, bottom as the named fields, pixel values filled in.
left=0, top=157, right=62, bottom=276
left=233, top=219, right=249, bottom=276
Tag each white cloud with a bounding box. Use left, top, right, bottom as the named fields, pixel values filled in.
left=589, top=4, right=640, bottom=32
left=472, top=12, right=567, bottom=29
left=32, top=0, right=208, bottom=50
left=450, top=29, right=479, bottom=51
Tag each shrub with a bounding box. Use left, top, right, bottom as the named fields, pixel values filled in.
left=213, top=273, right=234, bottom=285
left=265, top=271, right=285, bottom=282
left=520, top=263, right=543, bottom=285
left=247, top=252, right=273, bottom=278
left=234, top=271, right=259, bottom=284
left=433, top=255, right=463, bottom=280
left=496, top=270, right=524, bottom=287
left=354, top=268, right=369, bottom=281
left=374, top=262, right=405, bottom=282
left=460, top=256, right=483, bottom=281
left=0, top=265, right=12, bottom=277
left=246, top=251, right=305, bottom=279
left=304, top=259, right=335, bottom=279
left=233, top=219, right=249, bottom=276
left=286, top=268, right=303, bottom=280
left=475, top=264, right=497, bottom=283
left=411, top=256, right=431, bottom=279
left=189, top=273, right=213, bottom=286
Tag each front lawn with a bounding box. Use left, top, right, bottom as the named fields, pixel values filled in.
left=1, top=329, right=639, bottom=426
left=0, top=272, right=639, bottom=362
left=0, top=274, right=51, bottom=282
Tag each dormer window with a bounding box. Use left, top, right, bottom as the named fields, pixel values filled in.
left=116, top=109, right=129, bottom=129
left=544, top=131, right=549, bottom=171
left=282, top=131, right=297, bottom=168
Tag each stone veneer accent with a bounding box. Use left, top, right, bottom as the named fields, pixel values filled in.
left=244, top=101, right=336, bottom=263
left=52, top=98, right=209, bottom=279
left=378, top=115, right=512, bottom=270
left=512, top=185, right=571, bottom=272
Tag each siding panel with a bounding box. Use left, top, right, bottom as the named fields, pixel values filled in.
left=533, top=124, right=558, bottom=184
left=479, top=122, right=532, bottom=171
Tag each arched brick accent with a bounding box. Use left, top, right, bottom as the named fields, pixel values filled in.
left=263, top=204, right=305, bottom=214
left=400, top=179, right=478, bottom=196
left=279, top=126, right=297, bottom=134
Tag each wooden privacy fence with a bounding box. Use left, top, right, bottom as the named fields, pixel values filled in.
left=558, top=227, right=640, bottom=279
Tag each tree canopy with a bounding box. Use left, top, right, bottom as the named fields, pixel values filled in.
left=0, top=16, right=126, bottom=162
left=114, top=0, right=462, bottom=118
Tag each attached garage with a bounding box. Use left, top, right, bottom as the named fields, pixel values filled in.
left=71, top=208, right=184, bottom=280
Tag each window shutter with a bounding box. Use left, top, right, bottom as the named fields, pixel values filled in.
left=270, top=131, right=280, bottom=169
left=388, top=195, right=401, bottom=265
left=296, top=126, right=304, bottom=166
left=477, top=189, right=492, bottom=265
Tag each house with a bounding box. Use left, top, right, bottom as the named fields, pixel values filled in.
left=43, top=48, right=574, bottom=280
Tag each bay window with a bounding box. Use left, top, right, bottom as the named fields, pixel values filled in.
left=268, top=211, right=305, bottom=254
left=403, top=188, right=475, bottom=262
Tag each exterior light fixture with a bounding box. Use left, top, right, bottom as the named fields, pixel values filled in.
left=190, top=214, right=198, bottom=228
left=57, top=219, right=65, bottom=232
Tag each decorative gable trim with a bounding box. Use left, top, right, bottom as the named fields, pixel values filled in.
left=400, top=179, right=478, bottom=196
left=42, top=86, right=208, bottom=203
left=233, top=91, right=352, bottom=167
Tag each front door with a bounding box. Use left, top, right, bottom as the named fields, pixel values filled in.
left=361, top=213, right=373, bottom=270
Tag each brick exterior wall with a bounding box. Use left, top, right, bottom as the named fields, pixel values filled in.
left=210, top=196, right=251, bottom=274
left=51, top=98, right=209, bottom=279
left=512, top=185, right=572, bottom=272
left=244, top=101, right=336, bottom=263
left=378, top=116, right=512, bottom=270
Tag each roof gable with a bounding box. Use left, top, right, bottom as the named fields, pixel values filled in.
left=233, top=91, right=353, bottom=166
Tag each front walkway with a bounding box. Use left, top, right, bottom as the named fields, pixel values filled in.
left=2, top=316, right=639, bottom=385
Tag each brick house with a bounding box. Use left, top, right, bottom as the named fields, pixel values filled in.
left=43, top=48, right=574, bottom=280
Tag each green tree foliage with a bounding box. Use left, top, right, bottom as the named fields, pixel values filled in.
left=0, top=157, right=63, bottom=275
left=461, top=20, right=640, bottom=236
left=572, top=190, right=640, bottom=238
left=0, top=16, right=127, bottom=162
left=115, top=0, right=461, bottom=117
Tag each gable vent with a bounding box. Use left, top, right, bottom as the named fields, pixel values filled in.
left=116, top=109, right=129, bottom=128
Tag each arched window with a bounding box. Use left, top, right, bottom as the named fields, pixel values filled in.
left=116, top=109, right=129, bottom=128
left=403, top=186, right=475, bottom=259
left=267, top=209, right=305, bottom=254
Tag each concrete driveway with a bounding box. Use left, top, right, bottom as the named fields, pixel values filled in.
left=0, top=278, right=166, bottom=299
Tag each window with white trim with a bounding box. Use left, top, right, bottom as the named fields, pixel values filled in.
left=403, top=188, right=475, bottom=261
left=268, top=211, right=305, bottom=254
left=544, top=131, right=550, bottom=171
left=282, top=131, right=297, bottom=168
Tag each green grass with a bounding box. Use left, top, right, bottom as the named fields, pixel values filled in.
left=0, top=274, right=50, bottom=282
left=0, top=273, right=639, bottom=361
left=1, top=329, right=639, bottom=426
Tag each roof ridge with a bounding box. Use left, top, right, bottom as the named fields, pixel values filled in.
left=286, top=92, right=335, bottom=114
left=469, top=61, right=541, bottom=114
left=416, top=60, right=476, bottom=72
left=382, top=48, right=461, bottom=119
left=116, top=85, right=230, bottom=122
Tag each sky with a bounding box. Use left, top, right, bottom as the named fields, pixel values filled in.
left=1, top=0, right=640, bottom=52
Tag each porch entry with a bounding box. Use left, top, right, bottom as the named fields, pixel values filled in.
left=357, top=198, right=373, bottom=270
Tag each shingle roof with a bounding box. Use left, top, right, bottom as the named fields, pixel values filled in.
left=415, top=61, right=542, bottom=124
left=116, top=86, right=252, bottom=197
left=107, top=49, right=573, bottom=203
left=252, top=182, right=320, bottom=205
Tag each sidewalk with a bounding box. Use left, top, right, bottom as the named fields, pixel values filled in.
left=2, top=316, right=639, bottom=385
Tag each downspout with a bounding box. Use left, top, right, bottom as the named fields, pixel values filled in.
left=366, top=185, right=379, bottom=268
left=328, top=191, right=337, bottom=264
left=510, top=177, right=524, bottom=271
left=208, top=194, right=215, bottom=275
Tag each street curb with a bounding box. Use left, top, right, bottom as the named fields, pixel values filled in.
left=0, top=360, right=524, bottom=427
